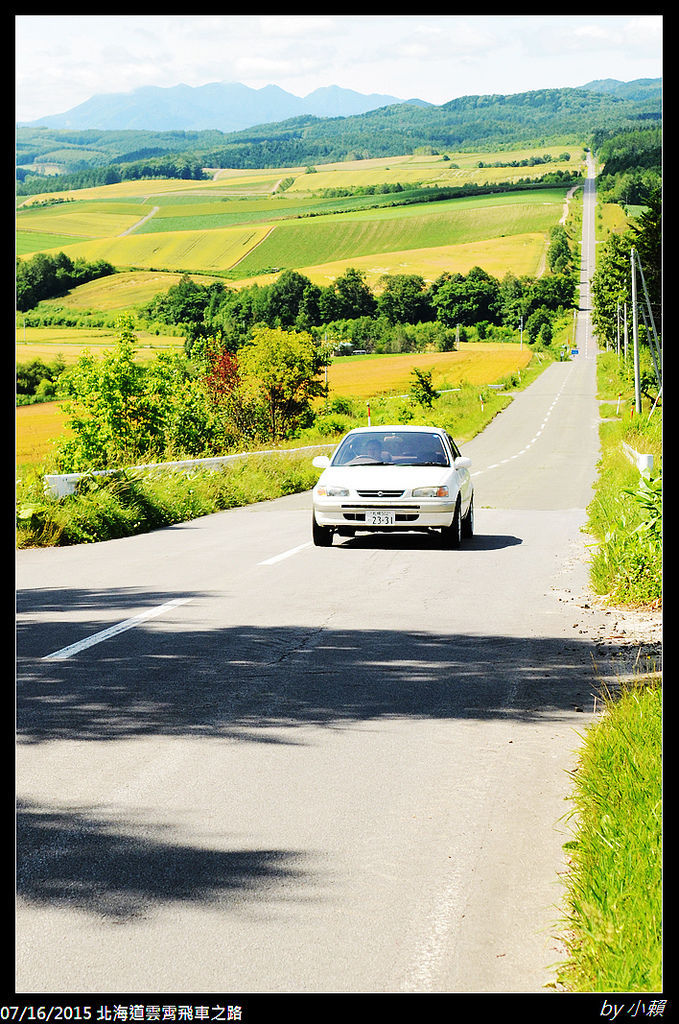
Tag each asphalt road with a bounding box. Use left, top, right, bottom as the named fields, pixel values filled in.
left=16, top=158, right=606, bottom=996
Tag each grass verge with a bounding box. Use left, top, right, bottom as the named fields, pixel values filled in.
left=556, top=677, right=662, bottom=992
left=16, top=452, right=321, bottom=548
left=586, top=351, right=662, bottom=605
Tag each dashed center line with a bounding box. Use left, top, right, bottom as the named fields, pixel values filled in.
left=42, top=597, right=192, bottom=661
left=258, top=541, right=312, bottom=566
left=472, top=367, right=572, bottom=478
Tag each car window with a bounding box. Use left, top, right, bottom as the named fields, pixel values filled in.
left=332, top=432, right=450, bottom=466
left=446, top=433, right=461, bottom=459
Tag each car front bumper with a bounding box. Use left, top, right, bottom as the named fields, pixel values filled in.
left=313, top=498, right=457, bottom=529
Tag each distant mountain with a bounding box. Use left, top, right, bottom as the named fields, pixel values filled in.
left=16, top=78, right=661, bottom=193
left=579, top=77, right=662, bottom=97
left=24, top=81, right=430, bottom=133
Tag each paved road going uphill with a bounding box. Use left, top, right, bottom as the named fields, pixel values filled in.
left=16, top=157, right=607, bottom=994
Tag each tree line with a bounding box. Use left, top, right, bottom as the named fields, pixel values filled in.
left=16, top=251, right=116, bottom=312
left=594, top=127, right=661, bottom=207
left=140, top=232, right=576, bottom=359
left=16, top=155, right=207, bottom=196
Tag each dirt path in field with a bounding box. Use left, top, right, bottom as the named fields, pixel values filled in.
left=118, top=206, right=159, bottom=237
left=536, top=184, right=579, bottom=277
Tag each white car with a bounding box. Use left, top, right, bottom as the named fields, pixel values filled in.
left=311, top=425, right=474, bottom=547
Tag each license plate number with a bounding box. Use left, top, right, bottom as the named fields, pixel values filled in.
left=366, top=510, right=395, bottom=526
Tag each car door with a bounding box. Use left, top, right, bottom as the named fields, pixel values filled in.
left=446, top=433, right=472, bottom=510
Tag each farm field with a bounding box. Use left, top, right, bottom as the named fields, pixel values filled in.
left=284, top=234, right=547, bottom=290
left=27, top=224, right=274, bottom=275
left=325, top=344, right=534, bottom=399
left=16, top=326, right=185, bottom=364
left=229, top=190, right=567, bottom=280
left=25, top=270, right=224, bottom=313
left=285, top=146, right=580, bottom=193
left=17, top=145, right=584, bottom=291
left=16, top=401, right=71, bottom=468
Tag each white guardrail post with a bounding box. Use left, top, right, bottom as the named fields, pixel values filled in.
left=43, top=443, right=337, bottom=499
left=621, top=442, right=654, bottom=475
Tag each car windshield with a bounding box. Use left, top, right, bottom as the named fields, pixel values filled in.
left=332, top=431, right=450, bottom=467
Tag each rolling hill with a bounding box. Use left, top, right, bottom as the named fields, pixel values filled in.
left=17, top=79, right=660, bottom=187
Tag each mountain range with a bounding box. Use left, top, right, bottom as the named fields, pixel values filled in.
left=24, top=82, right=431, bottom=133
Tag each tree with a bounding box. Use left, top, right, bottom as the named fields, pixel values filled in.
left=547, top=225, right=572, bottom=274
left=55, top=316, right=223, bottom=471
left=55, top=316, right=151, bottom=470
left=237, top=326, right=328, bottom=440
left=331, top=268, right=377, bottom=320
left=591, top=231, right=634, bottom=346
left=498, top=272, right=530, bottom=328
left=409, top=367, right=439, bottom=408
left=266, top=270, right=314, bottom=329
left=631, top=182, right=661, bottom=331
left=431, top=266, right=500, bottom=327
left=377, top=274, right=433, bottom=324
left=525, top=307, right=554, bottom=345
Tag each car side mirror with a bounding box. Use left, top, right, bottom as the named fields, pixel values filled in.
left=454, top=456, right=472, bottom=470
left=312, top=455, right=331, bottom=469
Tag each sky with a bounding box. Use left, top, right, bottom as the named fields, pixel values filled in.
left=15, top=14, right=663, bottom=124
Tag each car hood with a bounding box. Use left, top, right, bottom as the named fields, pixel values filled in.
left=318, top=464, right=452, bottom=491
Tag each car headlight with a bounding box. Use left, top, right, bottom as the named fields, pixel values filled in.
left=412, top=485, right=450, bottom=498
left=316, top=485, right=350, bottom=497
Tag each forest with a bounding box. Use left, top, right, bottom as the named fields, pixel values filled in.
left=16, top=80, right=660, bottom=196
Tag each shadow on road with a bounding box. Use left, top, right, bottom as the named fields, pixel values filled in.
left=18, top=585, right=599, bottom=746
left=16, top=799, right=317, bottom=921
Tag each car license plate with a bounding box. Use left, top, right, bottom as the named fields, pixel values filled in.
left=366, top=510, right=395, bottom=526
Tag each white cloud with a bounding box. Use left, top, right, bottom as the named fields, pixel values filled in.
left=15, top=14, right=662, bottom=123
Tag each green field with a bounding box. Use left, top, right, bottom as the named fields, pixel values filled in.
left=231, top=190, right=567, bottom=279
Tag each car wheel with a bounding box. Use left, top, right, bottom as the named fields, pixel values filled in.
left=312, top=513, right=334, bottom=546
left=440, top=498, right=462, bottom=548
left=462, top=494, right=474, bottom=538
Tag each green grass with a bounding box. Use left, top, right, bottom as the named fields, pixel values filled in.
left=16, top=452, right=322, bottom=548
left=556, top=677, right=662, bottom=992
left=231, top=190, right=566, bottom=278
left=16, top=232, right=87, bottom=255
left=586, top=352, right=662, bottom=605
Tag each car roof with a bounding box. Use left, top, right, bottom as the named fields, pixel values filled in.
left=345, top=425, right=447, bottom=435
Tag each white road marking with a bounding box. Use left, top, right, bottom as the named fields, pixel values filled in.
left=472, top=366, right=573, bottom=478
left=41, top=597, right=192, bottom=661
left=258, top=541, right=312, bottom=566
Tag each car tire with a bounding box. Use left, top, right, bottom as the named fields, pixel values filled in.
left=440, top=498, right=462, bottom=548
left=312, top=514, right=334, bottom=547
left=462, top=494, right=474, bottom=538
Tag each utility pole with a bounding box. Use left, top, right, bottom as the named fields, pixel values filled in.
left=616, top=301, right=620, bottom=360
left=624, top=301, right=628, bottom=364
left=631, top=248, right=641, bottom=415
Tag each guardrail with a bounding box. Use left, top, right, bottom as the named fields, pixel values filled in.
left=43, top=443, right=337, bottom=498
left=622, top=442, right=654, bottom=475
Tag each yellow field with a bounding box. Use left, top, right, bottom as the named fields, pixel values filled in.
left=289, top=233, right=547, bottom=289
left=33, top=224, right=273, bottom=273
left=16, top=401, right=71, bottom=467
left=31, top=270, right=224, bottom=312
left=17, top=147, right=583, bottom=209
left=16, top=326, right=185, bottom=364
left=326, top=344, right=533, bottom=399
left=16, top=172, right=289, bottom=206
left=286, top=147, right=584, bottom=194
left=15, top=205, right=144, bottom=239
